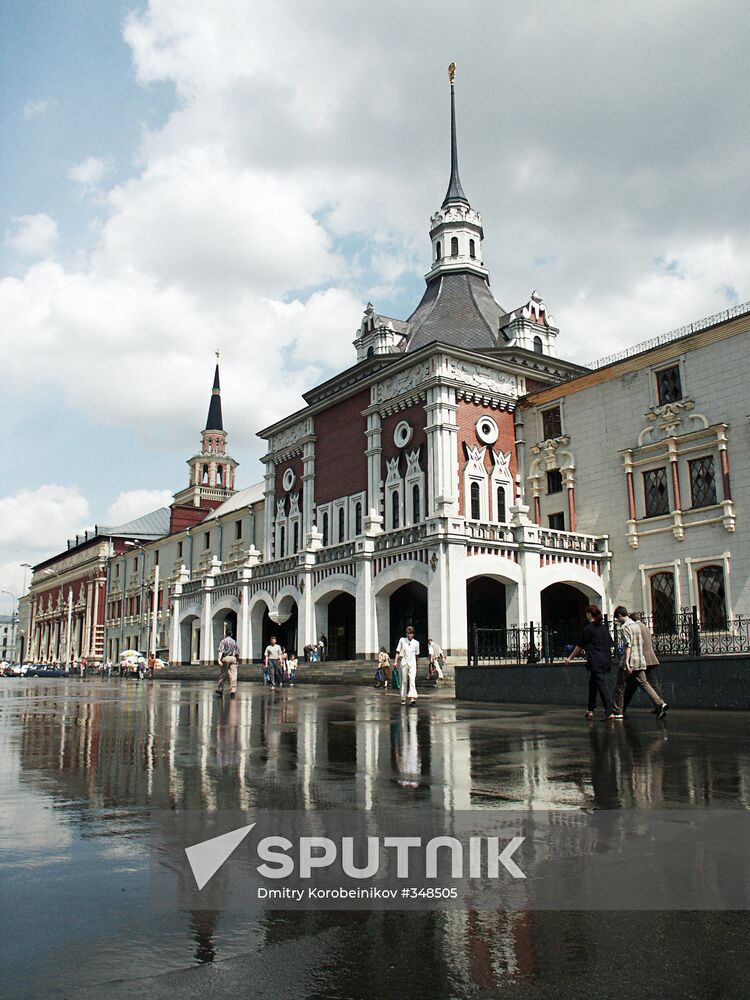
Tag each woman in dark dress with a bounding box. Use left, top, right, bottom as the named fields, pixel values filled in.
left=565, top=605, right=615, bottom=719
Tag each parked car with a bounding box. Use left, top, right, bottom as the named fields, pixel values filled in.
left=26, top=664, right=64, bottom=677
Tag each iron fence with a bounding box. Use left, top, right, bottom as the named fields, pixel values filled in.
left=470, top=607, right=750, bottom=667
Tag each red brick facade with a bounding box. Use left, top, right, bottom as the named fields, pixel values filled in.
left=456, top=401, right=517, bottom=516
left=313, top=389, right=370, bottom=504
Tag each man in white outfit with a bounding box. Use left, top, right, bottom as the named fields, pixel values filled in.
left=394, top=625, right=420, bottom=707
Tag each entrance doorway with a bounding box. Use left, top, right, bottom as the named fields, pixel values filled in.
left=262, top=604, right=298, bottom=656
left=541, top=583, right=590, bottom=656
left=389, top=582, right=428, bottom=655
left=327, top=593, right=356, bottom=660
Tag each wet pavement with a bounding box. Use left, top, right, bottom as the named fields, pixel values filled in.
left=1, top=677, right=749, bottom=999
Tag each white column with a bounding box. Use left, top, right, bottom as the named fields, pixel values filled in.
left=365, top=405, right=382, bottom=522
left=263, top=459, right=276, bottom=560
left=91, top=578, right=102, bottom=659
left=302, top=438, right=316, bottom=538
left=83, top=580, right=93, bottom=657
left=200, top=586, right=213, bottom=665
left=355, top=538, right=377, bottom=657
left=425, top=383, right=459, bottom=516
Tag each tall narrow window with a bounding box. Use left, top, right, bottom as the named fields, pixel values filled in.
left=204, top=531, right=210, bottom=549
left=322, top=512, right=329, bottom=547
left=354, top=502, right=362, bottom=536
left=177, top=541, right=183, bottom=559
left=279, top=525, right=285, bottom=557
left=469, top=238, right=476, bottom=258
left=412, top=484, right=421, bottom=523
left=643, top=468, right=669, bottom=517
left=392, top=491, right=400, bottom=529
left=293, top=521, right=299, bottom=553
left=497, top=485, right=506, bottom=523
left=470, top=481, right=481, bottom=520
left=235, top=520, right=242, bottom=540
left=450, top=236, right=459, bottom=256
left=656, top=365, right=682, bottom=404
left=202, top=464, right=209, bottom=483
left=154, top=550, right=159, bottom=566
left=338, top=506, right=345, bottom=542
left=697, top=566, right=727, bottom=628
left=542, top=406, right=562, bottom=439
left=546, top=470, right=563, bottom=494
left=533, top=335, right=544, bottom=354
left=436, top=241, right=441, bottom=260
left=689, top=456, right=717, bottom=508
left=217, top=465, right=223, bottom=484
left=650, top=572, right=676, bottom=633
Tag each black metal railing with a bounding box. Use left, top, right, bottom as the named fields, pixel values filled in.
left=471, top=607, right=750, bottom=667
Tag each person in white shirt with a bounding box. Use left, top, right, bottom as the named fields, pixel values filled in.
left=394, top=626, right=420, bottom=707
left=427, top=638, right=445, bottom=680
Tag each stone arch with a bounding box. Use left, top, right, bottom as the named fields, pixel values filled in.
left=312, top=578, right=357, bottom=661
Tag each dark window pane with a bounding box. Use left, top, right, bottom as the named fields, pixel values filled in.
left=392, top=491, right=400, bottom=529
left=656, top=366, right=682, bottom=404
left=293, top=522, right=299, bottom=553
left=338, top=507, right=345, bottom=542
left=533, top=336, right=543, bottom=355
left=546, top=469, right=563, bottom=494
left=643, top=467, right=669, bottom=517
left=322, top=512, right=328, bottom=546
left=450, top=236, right=459, bottom=256
left=548, top=512, right=565, bottom=530
left=542, top=407, right=561, bottom=439
left=697, top=566, right=726, bottom=628
left=689, top=456, right=717, bottom=508
left=470, top=481, right=481, bottom=520
left=412, top=485, right=420, bottom=523
left=355, top=503, right=362, bottom=535
left=497, top=486, right=506, bottom=522
left=650, top=572, right=676, bottom=633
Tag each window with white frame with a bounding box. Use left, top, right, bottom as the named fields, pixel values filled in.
left=385, top=456, right=403, bottom=531
left=463, top=443, right=488, bottom=521
left=649, top=572, right=676, bottom=634
left=697, top=565, right=727, bottom=628
left=404, top=448, right=424, bottom=525
left=490, top=448, right=513, bottom=523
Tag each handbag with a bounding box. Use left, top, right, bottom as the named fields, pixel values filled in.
left=391, top=665, right=401, bottom=690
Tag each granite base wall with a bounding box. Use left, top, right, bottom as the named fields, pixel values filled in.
left=455, top=657, right=750, bottom=710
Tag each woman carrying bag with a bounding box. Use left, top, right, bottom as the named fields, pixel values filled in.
left=565, top=605, right=615, bottom=720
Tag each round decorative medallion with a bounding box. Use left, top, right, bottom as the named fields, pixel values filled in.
left=393, top=420, right=413, bottom=448
left=476, top=415, right=499, bottom=445
left=282, top=467, right=296, bottom=491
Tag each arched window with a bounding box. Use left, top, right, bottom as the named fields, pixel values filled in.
left=469, top=238, right=476, bottom=258
left=436, top=241, right=441, bottom=260
left=392, top=491, right=400, bottom=530
left=216, top=465, right=223, bottom=484
left=470, top=481, right=481, bottom=520
left=338, top=506, right=345, bottom=542
left=292, top=521, right=299, bottom=553
left=202, top=463, right=209, bottom=483
left=533, top=336, right=544, bottom=354
left=497, top=485, right=506, bottom=523
left=355, top=502, right=362, bottom=535
left=697, top=565, right=727, bottom=629
left=412, top=484, right=421, bottom=523
left=650, top=572, right=676, bottom=634
left=279, top=525, right=286, bottom=557
left=450, top=236, right=459, bottom=256
left=322, top=512, right=329, bottom=547
left=366, top=346, right=375, bottom=358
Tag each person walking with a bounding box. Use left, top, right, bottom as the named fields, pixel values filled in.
left=318, top=633, right=328, bottom=662
left=287, top=651, right=298, bottom=685
left=611, top=606, right=668, bottom=719
left=264, top=636, right=283, bottom=688
left=620, top=616, right=665, bottom=714
left=394, top=625, right=420, bottom=707
left=427, top=638, right=446, bottom=683
left=146, top=651, right=157, bottom=680
left=216, top=631, right=240, bottom=698
left=375, top=647, right=391, bottom=689
left=565, top=605, right=615, bottom=719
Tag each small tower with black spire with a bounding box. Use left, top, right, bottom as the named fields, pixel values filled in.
left=170, top=354, right=238, bottom=532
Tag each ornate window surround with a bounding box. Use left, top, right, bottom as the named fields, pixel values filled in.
left=685, top=552, right=733, bottom=622
left=638, top=559, right=682, bottom=618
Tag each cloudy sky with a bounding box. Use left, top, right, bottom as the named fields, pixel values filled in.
left=1, top=0, right=748, bottom=610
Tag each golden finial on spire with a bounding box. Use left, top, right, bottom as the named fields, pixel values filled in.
left=448, top=62, right=456, bottom=85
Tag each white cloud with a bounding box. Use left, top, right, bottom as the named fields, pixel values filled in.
left=106, top=489, right=174, bottom=525
left=4, top=214, right=58, bottom=259
left=68, top=156, right=109, bottom=190
left=23, top=98, right=52, bottom=119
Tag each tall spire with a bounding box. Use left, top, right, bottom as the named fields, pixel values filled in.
left=442, top=62, right=469, bottom=208
left=205, top=352, right=224, bottom=431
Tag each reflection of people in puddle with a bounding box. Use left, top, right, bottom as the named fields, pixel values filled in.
left=190, top=909, right=219, bottom=964
left=616, top=720, right=668, bottom=806
left=392, top=710, right=421, bottom=789
left=214, top=693, right=239, bottom=767
left=587, top=723, right=621, bottom=809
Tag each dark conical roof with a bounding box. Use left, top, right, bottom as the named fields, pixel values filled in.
left=405, top=272, right=506, bottom=353
left=205, top=363, right=224, bottom=431
left=442, top=75, right=469, bottom=208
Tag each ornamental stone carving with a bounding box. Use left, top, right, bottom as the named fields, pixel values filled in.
left=270, top=416, right=314, bottom=454
left=376, top=363, right=430, bottom=403
left=445, top=358, right=518, bottom=396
